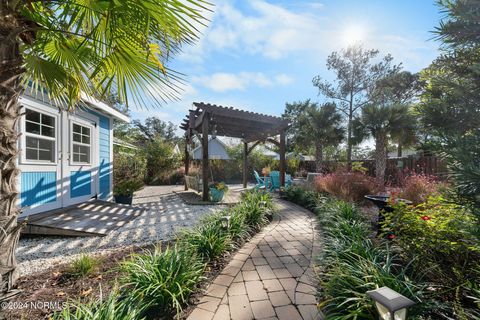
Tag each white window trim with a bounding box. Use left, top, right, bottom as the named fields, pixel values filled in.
left=70, top=120, right=93, bottom=166
left=19, top=103, right=59, bottom=166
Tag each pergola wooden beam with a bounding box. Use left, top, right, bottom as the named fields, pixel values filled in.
left=180, top=102, right=290, bottom=200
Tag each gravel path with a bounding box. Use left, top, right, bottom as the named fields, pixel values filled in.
left=16, top=186, right=224, bottom=276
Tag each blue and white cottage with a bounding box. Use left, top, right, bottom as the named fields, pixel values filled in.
left=17, top=90, right=129, bottom=217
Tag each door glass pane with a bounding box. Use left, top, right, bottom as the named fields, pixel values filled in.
left=73, top=133, right=82, bottom=142
left=25, top=136, right=54, bottom=162
left=73, top=123, right=82, bottom=134
left=41, top=113, right=55, bottom=127
left=41, top=125, right=55, bottom=137
left=72, top=144, right=90, bottom=163
left=26, top=109, right=40, bottom=123
left=26, top=136, right=38, bottom=148
left=26, top=122, right=40, bottom=135
left=26, top=148, right=38, bottom=160
left=82, top=126, right=90, bottom=136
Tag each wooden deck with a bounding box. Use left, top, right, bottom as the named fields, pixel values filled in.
left=19, top=200, right=145, bottom=237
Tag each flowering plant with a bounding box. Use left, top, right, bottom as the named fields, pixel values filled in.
left=209, top=182, right=229, bottom=192
left=382, top=196, right=479, bottom=286
left=261, top=167, right=271, bottom=176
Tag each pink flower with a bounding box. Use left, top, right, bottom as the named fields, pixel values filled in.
left=420, top=215, right=431, bottom=221
left=388, top=234, right=396, bottom=239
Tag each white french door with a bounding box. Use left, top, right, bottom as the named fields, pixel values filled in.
left=61, top=111, right=99, bottom=207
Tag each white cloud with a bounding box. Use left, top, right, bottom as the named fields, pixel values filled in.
left=178, top=0, right=439, bottom=71
left=275, top=74, right=294, bottom=85
left=192, top=72, right=294, bottom=92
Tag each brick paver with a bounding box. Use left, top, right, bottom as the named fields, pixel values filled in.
left=187, top=200, right=322, bottom=320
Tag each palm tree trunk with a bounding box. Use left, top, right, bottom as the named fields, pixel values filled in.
left=375, top=132, right=387, bottom=189
left=0, top=10, right=25, bottom=298
left=397, top=141, right=403, bottom=157
left=315, top=142, right=323, bottom=173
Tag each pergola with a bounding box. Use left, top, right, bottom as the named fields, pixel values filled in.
left=180, top=102, right=290, bottom=201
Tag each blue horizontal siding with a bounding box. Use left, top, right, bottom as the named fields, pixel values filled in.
left=87, top=110, right=111, bottom=199
left=70, top=170, right=92, bottom=198
left=21, top=172, right=57, bottom=207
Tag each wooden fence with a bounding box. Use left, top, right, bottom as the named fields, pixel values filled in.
left=299, top=156, right=447, bottom=183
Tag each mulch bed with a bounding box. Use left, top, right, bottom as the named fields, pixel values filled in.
left=2, top=244, right=153, bottom=320
left=3, top=239, right=251, bottom=320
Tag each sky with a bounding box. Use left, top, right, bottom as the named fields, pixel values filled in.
left=130, top=0, right=444, bottom=135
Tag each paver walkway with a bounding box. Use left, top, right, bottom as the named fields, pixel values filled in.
left=187, top=199, right=322, bottom=320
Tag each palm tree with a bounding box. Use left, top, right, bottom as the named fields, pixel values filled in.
left=353, top=103, right=414, bottom=188
left=295, top=102, right=344, bottom=172
left=390, top=120, right=418, bottom=157
left=0, top=0, right=208, bottom=297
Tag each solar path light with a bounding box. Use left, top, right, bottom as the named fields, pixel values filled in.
left=366, top=286, right=416, bottom=320
left=220, top=215, right=231, bottom=229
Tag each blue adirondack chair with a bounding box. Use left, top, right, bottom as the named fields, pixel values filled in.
left=269, top=171, right=292, bottom=191
left=253, top=170, right=269, bottom=190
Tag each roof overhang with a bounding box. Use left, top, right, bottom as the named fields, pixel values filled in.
left=81, top=93, right=130, bottom=123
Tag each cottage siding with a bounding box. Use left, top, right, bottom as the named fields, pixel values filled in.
left=193, top=139, right=230, bottom=160
left=20, top=172, right=57, bottom=207
left=70, top=170, right=92, bottom=198
left=87, top=109, right=111, bottom=200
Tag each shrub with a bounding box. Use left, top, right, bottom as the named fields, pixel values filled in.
left=69, top=254, right=99, bottom=278
left=113, top=151, right=146, bottom=189
left=120, top=245, right=205, bottom=316
left=315, top=198, right=431, bottom=319
left=315, top=172, right=378, bottom=203
left=398, top=173, right=443, bottom=205
left=385, top=196, right=480, bottom=282
left=384, top=196, right=480, bottom=317
left=180, top=222, right=232, bottom=262
left=54, top=289, right=144, bottom=320
left=284, top=186, right=320, bottom=210
left=143, top=137, right=181, bottom=185
left=224, top=207, right=250, bottom=242
left=239, top=190, right=273, bottom=230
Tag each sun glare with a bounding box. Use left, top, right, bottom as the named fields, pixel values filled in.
left=342, top=26, right=365, bottom=45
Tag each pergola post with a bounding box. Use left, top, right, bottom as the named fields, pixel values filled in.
left=279, top=129, right=286, bottom=187
left=184, top=134, right=190, bottom=191
left=243, top=141, right=248, bottom=188
left=202, top=114, right=210, bottom=201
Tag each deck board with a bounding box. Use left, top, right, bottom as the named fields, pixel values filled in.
left=20, top=200, right=145, bottom=237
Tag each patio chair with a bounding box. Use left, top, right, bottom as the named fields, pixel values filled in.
left=253, top=170, right=269, bottom=190
left=270, top=171, right=292, bottom=191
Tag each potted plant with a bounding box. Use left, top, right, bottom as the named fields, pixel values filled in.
left=114, top=180, right=143, bottom=205
left=209, top=182, right=228, bottom=202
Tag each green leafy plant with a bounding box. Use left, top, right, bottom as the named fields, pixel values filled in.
left=69, top=254, right=99, bottom=278
left=351, top=161, right=368, bottom=174
left=113, top=180, right=144, bottom=197
left=383, top=196, right=480, bottom=317
left=120, top=245, right=205, bottom=316
left=180, top=222, right=232, bottom=262
left=284, top=186, right=320, bottom=211
left=315, top=198, right=431, bottom=319
left=239, top=190, right=273, bottom=230
left=54, top=288, right=145, bottom=320
left=385, top=196, right=479, bottom=281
